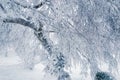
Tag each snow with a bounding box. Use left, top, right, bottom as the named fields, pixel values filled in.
left=0, top=52, right=45, bottom=80
left=1, top=0, right=120, bottom=80
left=0, top=53, right=119, bottom=80
left=0, top=65, right=42, bottom=80
left=0, top=55, right=21, bottom=66
left=0, top=53, right=85, bottom=80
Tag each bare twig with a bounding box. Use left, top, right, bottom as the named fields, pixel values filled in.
left=0, top=3, right=6, bottom=13
left=76, top=48, right=91, bottom=63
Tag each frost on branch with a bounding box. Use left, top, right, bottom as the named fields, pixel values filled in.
left=0, top=0, right=120, bottom=80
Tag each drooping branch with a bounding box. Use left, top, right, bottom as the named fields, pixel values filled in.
left=3, top=17, right=52, bottom=55
left=34, top=22, right=53, bottom=55
left=3, top=18, right=36, bottom=30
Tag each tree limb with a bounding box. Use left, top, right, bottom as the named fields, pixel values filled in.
left=33, top=1, right=46, bottom=9
left=12, top=0, right=48, bottom=9
left=3, top=17, right=52, bottom=55
left=34, top=27, right=53, bottom=55
left=3, top=18, right=36, bottom=30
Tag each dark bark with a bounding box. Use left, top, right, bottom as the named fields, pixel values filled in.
left=0, top=3, right=6, bottom=13
left=12, top=0, right=48, bottom=9
left=3, top=18, right=36, bottom=30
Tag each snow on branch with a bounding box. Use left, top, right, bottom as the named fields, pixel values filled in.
left=2, top=17, right=53, bottom=56
left=3, top=18, right=37, bottom=30
left=12, top=0, right=49, bottom=9
left=33, top=0, right=48, bottom=9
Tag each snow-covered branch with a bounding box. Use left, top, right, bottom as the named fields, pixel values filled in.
left=3, top=18, right=37, bottom=30
left=12, top=0, right=49, bottom=9
left=2, top=17, right=53, bottom=56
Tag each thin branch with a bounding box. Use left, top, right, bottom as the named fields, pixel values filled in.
left=76, top=48, right=91, bottom=63
left=0, top=3, right=6, bottom=13
left=44, top=30, right=56, bottom=33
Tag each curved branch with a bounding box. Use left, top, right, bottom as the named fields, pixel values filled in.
left=34, top=27, right=53, bottom=55
left=33, top=0, right=47, bottom=9
left=3, top=18, right=36, bottom=30
left=3, top=17, right=52, bottom=55
left=12, top=0, right=48, bottom=9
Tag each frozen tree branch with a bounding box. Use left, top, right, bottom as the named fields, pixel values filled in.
left=44, top=30, right=56, bottom=33
left=2, top=17, right=53, bottom=56
left=34, top=27, right=53, bottom=56
left=33, top=0, right=48, bottom=9
left=1, top=0, right=119, bottom=80
left=0, top=3, right=6, bottom=13
left=76, top=48, right=91, bottom=63
left=12, top=0, right=31, bottom=8
left=3, top=18, right=37, bottom=30
left=12, top=0, right=49, bottom=9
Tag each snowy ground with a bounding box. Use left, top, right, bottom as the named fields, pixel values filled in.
left=0, top=64, right=45, bottom=80
left=0, top=52, right=82, bottom=80
left=0, top=50, right=73, bottom=80
left=0, top=51, right=46, bottom=80
left=0, top=57, right=71, bottom=80
left=0, top=52, right=119, bottom=80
